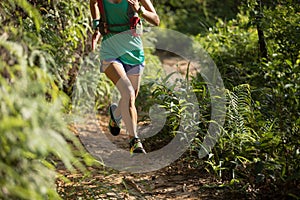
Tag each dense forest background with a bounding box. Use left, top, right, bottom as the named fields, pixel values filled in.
left=0, top=0, right=299, bottom=199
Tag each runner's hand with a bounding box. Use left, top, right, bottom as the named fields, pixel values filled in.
left=92, top=30, right=101, bottom=51
left=127, top=0, right=140, bottom=12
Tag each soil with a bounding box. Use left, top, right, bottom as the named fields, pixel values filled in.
left=57, top=113, right=245, bottom=200
left=55, top=54, right=270, bottom=200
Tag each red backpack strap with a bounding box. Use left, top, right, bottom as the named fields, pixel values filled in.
left=97, top=0, right=106, bottom=23
left=96, top=0, right=141, bottom=36
left=96, top=0, right=109, bottom=34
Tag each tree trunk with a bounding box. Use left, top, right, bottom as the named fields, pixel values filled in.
left=257, top=24, right=268, bottom=60
left=256, top=0, right=268, bottom=60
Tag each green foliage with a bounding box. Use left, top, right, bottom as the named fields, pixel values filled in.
left=137, top=62, right=202, bottom=151
left=1, top=0, right=299, bottom=198
left=264, top=4, right=300, bottom=62
left=155, top=0, right=240, bottom=35
left=194, top=13, right=259, bottom=88
left=140, top=2, right=299, bottom=195
left=137, top=73, right=181, bottom=149
left=0, top=0, right=95, bottom=199
left=192, top=1, right=300, bottom=195
left=207, top=85, right=258, bottom=177
left=260, top=3, right=300, bottom=127
left=252, top=3, right=300, bottom=186
left=0, top=36, right=88, bottom=199
left=1, top=0, right=91, bottom=101
left=140, top=82, right=182, bottom=150
left=72, top=53, right=116, bottom=112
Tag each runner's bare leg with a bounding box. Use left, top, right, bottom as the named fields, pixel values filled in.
left=104, top=62, right=139, bottom=138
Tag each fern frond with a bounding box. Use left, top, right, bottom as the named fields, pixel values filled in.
left=226, top=84, right=254, bottom=135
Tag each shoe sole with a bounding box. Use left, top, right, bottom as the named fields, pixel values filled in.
left=109, top=104, right=121, bottom=136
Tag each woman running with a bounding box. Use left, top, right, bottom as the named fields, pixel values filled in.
left=90, top=0, right=159, bottom=154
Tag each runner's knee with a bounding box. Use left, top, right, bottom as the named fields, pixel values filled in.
left=128, top=89, right=136, bottom=106
left=121, top=87, right=136, bottom=105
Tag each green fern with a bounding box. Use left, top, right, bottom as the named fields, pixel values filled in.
left=226, top=84, right=255, bottom=136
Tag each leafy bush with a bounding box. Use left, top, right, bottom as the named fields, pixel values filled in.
left=0, top=36, right=88, bottom=199
left=2, top=0, right=91, bottom=92
left=155, top=0, right=241, bottom=35
left=194, top=13, right=259, bottom=88
left=192, top=2, right=300, bottom=196
left=0, top=0, right=94, bottom=199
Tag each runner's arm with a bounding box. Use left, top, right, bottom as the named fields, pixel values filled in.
left=90, top=0, right=100, bottom=20
left=90, top=0, right=101, bottom=51
left=128, top=0, right=160, bottom=26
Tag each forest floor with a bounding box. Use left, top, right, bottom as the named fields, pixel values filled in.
left=55, top=54, right=288, bottom=200
left=57, top=114, right=247, bottom=200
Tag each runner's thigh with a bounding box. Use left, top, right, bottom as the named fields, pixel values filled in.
left=104, top=62, right=135, bottom=96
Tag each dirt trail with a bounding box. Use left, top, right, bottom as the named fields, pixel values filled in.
left=56, top=55, right=243, bottom=199
left=58, top=114, right=238, bottom=200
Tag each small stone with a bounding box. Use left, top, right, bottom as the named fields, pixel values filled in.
left=106, top=192, right=117, bottom=197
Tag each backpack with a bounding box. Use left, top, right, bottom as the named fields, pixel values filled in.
left=96, top=0, right=142, bottom=36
